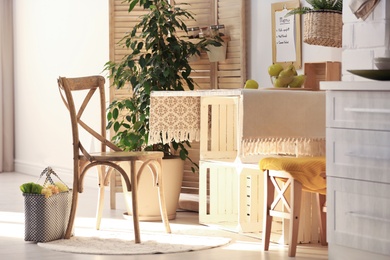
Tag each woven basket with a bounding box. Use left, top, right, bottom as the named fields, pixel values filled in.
left=304, top=10, right=342, bottom=48
left=24, top=191, right=72, bottom=242
left=23, top=167, right=72, bottom=242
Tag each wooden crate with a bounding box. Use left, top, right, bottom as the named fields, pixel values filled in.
left=199, top=160, right=263, bottom=233
left=304, top=61, right=341, bottom=91
left=199, top=160, right=321, bottom=244
left=200, top=96, right=239, bottom=160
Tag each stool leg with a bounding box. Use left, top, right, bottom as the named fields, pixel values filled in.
left=316, top=193, right=327, bottom=246
left=288, top=179, right=302, bottom=257
left=262, top=170, right=274, bottom=251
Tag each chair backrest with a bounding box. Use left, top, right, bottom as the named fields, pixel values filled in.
left=57, top=75, right=121, bottom=161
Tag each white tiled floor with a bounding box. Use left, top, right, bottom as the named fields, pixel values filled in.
left=0, top=172, right=328, bottom=259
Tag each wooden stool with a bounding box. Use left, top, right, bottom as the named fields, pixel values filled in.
left=259, top=157, right=327, bottom=257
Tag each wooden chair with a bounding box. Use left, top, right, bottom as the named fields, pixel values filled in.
left=57, top=75, right=171, bottom=242
left=259, top=157, right=327, bottom=257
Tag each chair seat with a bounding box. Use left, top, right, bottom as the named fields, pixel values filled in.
left=259, top=156, right=326, bottom=194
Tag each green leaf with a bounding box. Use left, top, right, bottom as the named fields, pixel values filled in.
left=179, top=149, right=186, bottom=160
left=127, top=59, right=135, bottom=68
left=107, top=111, right=112, bottom=121
left=137, top=42, right=144, bottom=50
left=139, top=56, right=146, bottom=68
left=114, top=121, right=120, bottom=132
left=31, top=183, right=43, bottom=194
left=123, top=137, right=131, bottom=148
left=133, top=121, right=143, bottom=131
left=124, top=99, right=133, bottom=109
left=20, top=182, right=33, bottom=193
left=129, top=0, right=139, bottom=12
left=20, top=182, right=43, bottom=194
left=171, top=141, right=178, bottom=150
left=112, top=108, right=119, bottom=120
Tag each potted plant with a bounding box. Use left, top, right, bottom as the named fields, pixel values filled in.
left=203, top=24, right=230, bottom=62
left=104, top=0, right=222, bottom=220
left=287, top=0, right=343, bottom=48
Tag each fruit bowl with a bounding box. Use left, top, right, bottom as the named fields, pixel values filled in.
left=270, top=75, right=306, bottom=89
left=268, top=63, right=306, bottom=89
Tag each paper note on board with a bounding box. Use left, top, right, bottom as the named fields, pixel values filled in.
left=275, top=8, right=296, bottom=62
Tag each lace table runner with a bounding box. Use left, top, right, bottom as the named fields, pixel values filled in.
left=149, top=95, right=201, bottom=144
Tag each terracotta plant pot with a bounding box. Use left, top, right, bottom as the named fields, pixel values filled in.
left=121, top=156, right=184, bottom=221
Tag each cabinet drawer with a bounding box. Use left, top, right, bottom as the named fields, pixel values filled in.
left=327, top=128, right=390, bottom=183
left=327, top=91, right=390, bottom=130
left=327, top=177, right=390, bottom=256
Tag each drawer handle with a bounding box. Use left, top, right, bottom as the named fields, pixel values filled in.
left=346, top=151, right=390, bottom=160
left=344, top=107, right=390, bottom=114
left=348, top=211, right=390, bottom=223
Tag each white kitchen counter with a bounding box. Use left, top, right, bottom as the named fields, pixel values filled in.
left=320, top=80, right=390, bottom=91
left=321, top=80, right=390, bottom=260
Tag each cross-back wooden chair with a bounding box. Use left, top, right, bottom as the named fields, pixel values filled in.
left=57, top=75, right=171, bottom=242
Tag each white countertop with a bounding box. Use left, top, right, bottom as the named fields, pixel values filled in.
left=320, top=81, right=390, bottom=91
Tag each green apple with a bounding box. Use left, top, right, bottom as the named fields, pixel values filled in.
left=244, top=79, right=259, bottom=89
left=268, top=63, right=284, bottom=77
left=289, top=74, right=306, bottom=88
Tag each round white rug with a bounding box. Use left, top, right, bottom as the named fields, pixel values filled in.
left=37, top=231, right=231, bottom=255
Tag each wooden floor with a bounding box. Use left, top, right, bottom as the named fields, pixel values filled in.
left=0, top=172, right=328, bottom=259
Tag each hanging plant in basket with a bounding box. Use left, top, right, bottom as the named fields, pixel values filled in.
left=287, top=0, right=343, bottom=48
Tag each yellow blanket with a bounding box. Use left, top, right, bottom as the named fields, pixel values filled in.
left=259, top=157, right=326, bottom=195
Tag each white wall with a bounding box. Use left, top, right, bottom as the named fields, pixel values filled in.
left=13, top=0, right=343, bottom=183
left=341, top=0, right=390, bottom=81
left=249, top=1, right=342, bottom=88
left=13, top=0, right=109, bottom=183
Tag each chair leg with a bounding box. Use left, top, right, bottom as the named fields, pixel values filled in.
left=110, top=170, right=116, bottom=210
left=262, top=170, right=275, bottom=251
left=131, top=160, right=141, bottom=243
left=95, top=165, right=105, bottom=230
left=65, top=185, right=78, bottom=239
left=156, top=159, right=171, bottom=233
left=288, top=179, right=302, bottom=257
left=316, top=193, right=327, bottom=246
left=95, top=186, right=105, bottom=230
